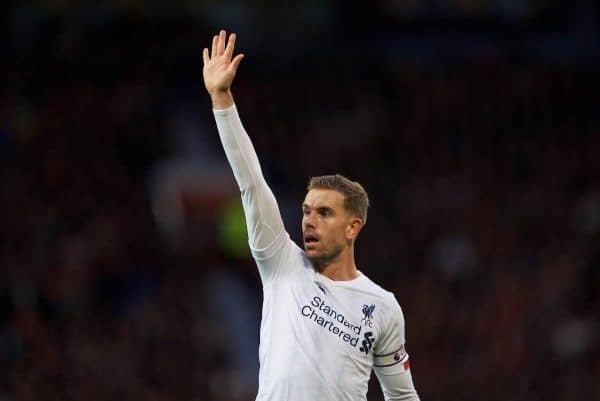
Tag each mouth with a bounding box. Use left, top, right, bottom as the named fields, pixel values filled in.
left=303, top=234, right=320, bottom=248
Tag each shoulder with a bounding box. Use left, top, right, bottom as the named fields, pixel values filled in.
left=357, top=272, right=399, bottom=304
left=357, top=273, right=404, bottom=324
left=289, top=240, right=313, bottom=271
left=258, top=237, right=314, bottom=284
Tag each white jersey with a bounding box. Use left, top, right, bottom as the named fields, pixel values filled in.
left=213, top=104, right=419, bottom=401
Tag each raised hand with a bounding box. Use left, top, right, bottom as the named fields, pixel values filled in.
left=203, top=30, right=244, bottom=108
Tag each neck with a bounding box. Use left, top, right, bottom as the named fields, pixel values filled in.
left=318, top=247, right=359, bottom=281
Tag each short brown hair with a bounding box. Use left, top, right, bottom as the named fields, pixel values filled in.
left=307, top=174, right=370, bottom=223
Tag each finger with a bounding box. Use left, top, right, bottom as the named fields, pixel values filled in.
left=224, top=33, right=236, bottom=60
left=228, top=54, right=244, bottom=74
left=202, top=48, right=209, bottom=65
left=217, top=29, right=226, bottom=56
left=211, top=35, right=218, bottom=58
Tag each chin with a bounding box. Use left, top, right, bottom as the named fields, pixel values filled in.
left=305, top=246, right=343, bottom=272
left=305, top=250, right=320, bottom=264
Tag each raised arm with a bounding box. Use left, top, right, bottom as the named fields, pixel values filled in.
left=202, top=31, right=289, bottom=281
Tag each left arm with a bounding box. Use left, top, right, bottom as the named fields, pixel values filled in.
left=373, top=297, right=420, bottom=401
left=374, top=363, right=419, bottom=401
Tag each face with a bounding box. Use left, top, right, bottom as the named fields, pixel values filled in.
left=302, top=189, right=360, bottom=270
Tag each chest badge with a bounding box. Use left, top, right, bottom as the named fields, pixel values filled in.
left=361, top=304, right=375, bottom=328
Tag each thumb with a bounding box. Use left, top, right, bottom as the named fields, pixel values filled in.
left=228, top=54, right=244, bottom=74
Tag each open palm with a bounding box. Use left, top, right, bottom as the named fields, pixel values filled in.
left=203, top=30, right=244, bottom=95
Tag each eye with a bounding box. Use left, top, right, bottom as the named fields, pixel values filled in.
left=319, top=210, right=330, bottom=217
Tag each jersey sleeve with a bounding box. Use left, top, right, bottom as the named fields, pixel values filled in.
left=213, top=104, right=292, bottom=283
left=373, top=296, right=410, bottom=375
left=373, top=296, right=419, bottom=400
left=374, top=368, right=420, bottom=401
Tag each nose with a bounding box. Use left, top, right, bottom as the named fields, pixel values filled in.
left=303, top=211, right=316, bottom=229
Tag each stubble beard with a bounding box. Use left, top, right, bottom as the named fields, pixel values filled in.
left=306, top=242, right=344, bottom=272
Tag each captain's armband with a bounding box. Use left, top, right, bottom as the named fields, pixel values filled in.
left=373, top=344, right=410, bottom=373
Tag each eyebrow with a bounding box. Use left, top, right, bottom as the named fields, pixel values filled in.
left=302, top=205, right=335, bottom=213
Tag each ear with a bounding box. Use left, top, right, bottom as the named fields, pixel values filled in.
left=346, top=217, right=364, bottom=241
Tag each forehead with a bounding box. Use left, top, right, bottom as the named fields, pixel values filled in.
left=303, top=189, right=345, bottom=209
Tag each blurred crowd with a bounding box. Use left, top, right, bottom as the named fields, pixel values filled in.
left=1, top=10, right=599, bottom=401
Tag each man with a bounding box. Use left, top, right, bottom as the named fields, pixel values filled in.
left=202, top=30, right=420, bottom=401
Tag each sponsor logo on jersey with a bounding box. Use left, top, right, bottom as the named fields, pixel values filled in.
left=300, top=296, right=380, bottom=355
left=359, top=331, right=375, bottom=355
left=301, top=296, right=362, bottom=347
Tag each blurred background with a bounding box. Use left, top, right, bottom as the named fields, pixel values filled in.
left=1, top=0, right=599, bottom=400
